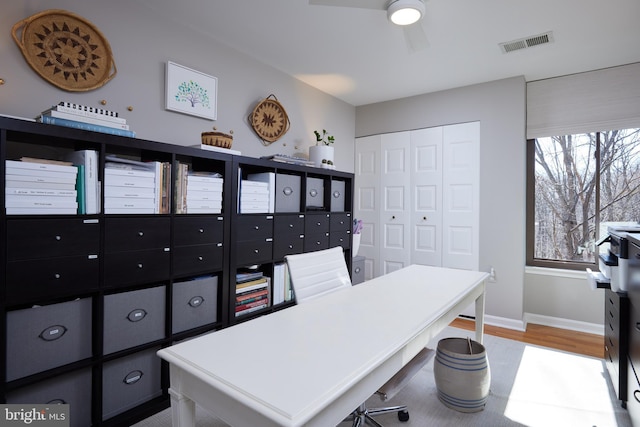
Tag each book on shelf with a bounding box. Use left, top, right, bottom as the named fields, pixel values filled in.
left=5, top=187, right=78, bottom=197
left=5, top=179, right=76, bottom=190
left=236, top=270, right=266, bottom=283
left=38, top=115, right=136, bottom=138
left=51, top=101, right=121, bottom=118
left=196, top=143, right=241, bottom=156
left=75, top=164, right=86, bottom=215
left=102, top=207, right=156, bottom=214
left=104, top=197, right=155, bottom=209
left=43, top=102, right=127, bottom=124
left=64, top=149, right=100, bottom=215
left=40, top=110, right=130, bottom=130
left=186, top=190, right=223, bottom=202
left=6, top=159, right=77, bottom=174
left=5, top=195, right=78, bottom=209
left=174, top=162, right=189, bottom=214
left=104, top=186, right=155, bottom=198
left=236, top=288, right=269, bottom=303
left=6, top=207, right=78, bottom=215
left=235, top=298, right=269, bottom=313
left=261, top=154, right=315, bottom=167
left=236, top=280, right=269, bottom=295
left=235, top=302, right=269, bottom=317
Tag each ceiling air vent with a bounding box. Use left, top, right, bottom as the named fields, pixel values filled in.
left=499, top=31, right=554, bottom=53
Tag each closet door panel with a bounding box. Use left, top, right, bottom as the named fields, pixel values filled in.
left=410, top=127, right=443, bottom=267
left=442, top=122, right=480, bottom=272
left=379, top=132, right=411, bottom=275
left=355, top=135, right=380, bottom=280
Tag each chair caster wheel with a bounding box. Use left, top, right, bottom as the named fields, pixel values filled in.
left=398, top=410, right=409, bottom=422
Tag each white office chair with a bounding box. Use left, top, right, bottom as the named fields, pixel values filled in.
left=285, top=247, right=434, bottom=426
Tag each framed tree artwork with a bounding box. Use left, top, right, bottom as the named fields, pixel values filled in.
left=166, top=61, right=217, bottom=120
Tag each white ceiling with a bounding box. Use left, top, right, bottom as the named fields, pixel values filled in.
left=136, top=0, right=640, bottom=106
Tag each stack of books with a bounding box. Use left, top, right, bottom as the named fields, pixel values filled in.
left=261, top=154, right=315, bottom=167
left=36, top=102, right=135, bottom=138
left=235, top=271, right=270, bottom=317
left=174, top=163, right=224, bottom=214
left=238, top=172, right=275, bottom=214
left=5, top=158, right=78, bottom=215
left=104, top=155, right=171, bottom=214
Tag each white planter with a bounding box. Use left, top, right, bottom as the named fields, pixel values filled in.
left=352, top=234, right=361, bottom=257
left=309, top=145, right=334, bottom=168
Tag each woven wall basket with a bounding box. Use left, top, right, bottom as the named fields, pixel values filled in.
left=249, top=94, right=290, bottom=146
left=12, top=9, right=117, bottom=92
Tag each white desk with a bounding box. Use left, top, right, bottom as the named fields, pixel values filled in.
left=157, top=265, right=488, bottom=427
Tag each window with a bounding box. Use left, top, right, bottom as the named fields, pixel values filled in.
left=526, top=128, right=640, bottom=270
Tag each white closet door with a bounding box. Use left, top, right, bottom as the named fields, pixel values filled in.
left=379, top=132, right=411, bottom=275
left=442, top=122, right=480, bottom=271
left=354, top=135, right=380, bottom=280
left=410, top=127, right=443, bottom=267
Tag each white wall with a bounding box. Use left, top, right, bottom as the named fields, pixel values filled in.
left=356, top=77, right=527, bottom=329
left=0, top=1, right=355, bottom=172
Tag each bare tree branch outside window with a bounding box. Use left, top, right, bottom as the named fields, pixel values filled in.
left=532, top=129, right=640, bottom=265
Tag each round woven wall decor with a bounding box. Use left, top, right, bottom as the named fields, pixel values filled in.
left=249, top=94, right=290, bottom=145
left=12, top=9, right=117, bottom=92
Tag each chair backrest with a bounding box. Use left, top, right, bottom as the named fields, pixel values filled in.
left=285, top=246, right=352, bottom=303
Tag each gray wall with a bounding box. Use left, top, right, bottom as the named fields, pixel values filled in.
left=0, top=1, right=355, bottom=172
left=1, top=1, right=605, bottom=331
left=355, top=77, right=527, bottom=328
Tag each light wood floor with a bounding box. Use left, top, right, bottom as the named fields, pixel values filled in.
left=451, top=317, right=604, bottom=359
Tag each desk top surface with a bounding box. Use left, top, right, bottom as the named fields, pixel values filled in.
left=158, top=265, right=488, bottom=425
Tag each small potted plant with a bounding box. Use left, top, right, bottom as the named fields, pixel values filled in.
left=309, top=129, right=335, bottom=168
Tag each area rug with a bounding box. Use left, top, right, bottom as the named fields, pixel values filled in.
left=132, top=327, right=631, bottom=427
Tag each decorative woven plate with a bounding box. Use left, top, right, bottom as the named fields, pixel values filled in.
left=12, top=9, right=117, bottom=92
left=249, top=94, right=290, bottom=145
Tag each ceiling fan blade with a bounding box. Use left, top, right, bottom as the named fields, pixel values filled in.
left=403, top=23, right=429, bottom=53
left=309, top=0, right=387, bottom=11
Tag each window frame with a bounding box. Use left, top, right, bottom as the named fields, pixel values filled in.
left=525, top=134, right=602, bottom=271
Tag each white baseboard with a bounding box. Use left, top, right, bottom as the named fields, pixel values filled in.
left=458, top=314, right=526, bottom=331
left=523, top=313, right=604, bottom=336
left=459, top=313, right=603, bottom=336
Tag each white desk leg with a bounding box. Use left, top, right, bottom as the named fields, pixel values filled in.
left=474, top=285, right=486, bottom=344
left=168, top=388, right=196, bottom=427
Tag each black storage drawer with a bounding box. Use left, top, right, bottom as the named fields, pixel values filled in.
left=273, top=235, right=304, bottom=260
left=330, top=212, right=352, bottom=232
left=236, top=240, right=273, bottom=265
left=236, top=215, right=273, bottom=241
left=7, top=218, right=100, bottom=260
left=173, top=243, right=224, bottom=276
left=6, top=255, right=99, bottom=304
left=174, top=215, right=224, bottom=246
left=305, top=213, right=330, bottom=235
left=304, top=232, right=330, bottom=252
left=104, top=249, right=171, bottom=288
left=105, top=217, right=170, bottom=252
left=330, top=229, right=351, bottom=250
left=274, top=214, right=305, bottom=236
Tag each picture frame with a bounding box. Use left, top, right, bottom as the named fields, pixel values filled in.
left=165, top=61, right=217, bottom=120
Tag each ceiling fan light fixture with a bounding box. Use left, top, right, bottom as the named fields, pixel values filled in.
left=387, top=0, right=425, bottom=26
